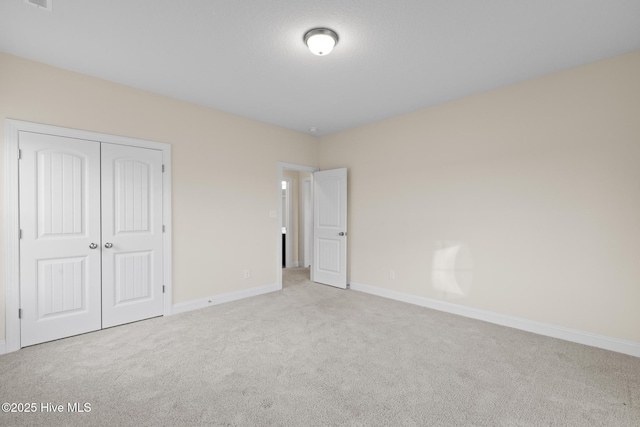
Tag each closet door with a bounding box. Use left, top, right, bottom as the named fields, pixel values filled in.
left=101, top=143, right=164, bottom=328
left=19, top=132, right=102, bottom=346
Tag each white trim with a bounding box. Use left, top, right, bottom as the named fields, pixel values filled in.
left=279, top=162, right=317, bottom=172
left=172, top=284, right=279, bottom=315
left=161, top=144, right=173, bottom=317
left=0, top=340, right=6, bottom=355
left=301, top=177, right=313, bottom=268
left=3, top=119, right=173, bottom=354
left=277, top=162, right=318, bottom=290
left=283, top=262, right=301, bottom=269
left=350, top=282, right=640, bottom=358
left=4, top=120, right=21, bottom=354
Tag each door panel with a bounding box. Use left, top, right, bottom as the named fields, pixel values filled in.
left=114, top=158, right=151, bottom=233
left=114, top=251, right=152, bottom=303
left=313, top=168, right=347, bottom=288
left=37, top=151, right=85, bottom=237
left=101, top=143, right=163, bottom=328
left=37, top=257, right=86, bottom=318
left=19, top=132, right=102, bottom=346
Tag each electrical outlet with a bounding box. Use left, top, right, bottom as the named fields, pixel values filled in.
left=244, top=270, right=251, bottom=279
left=390, top=270, right=396, bottom=280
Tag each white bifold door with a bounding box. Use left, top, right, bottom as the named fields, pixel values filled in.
left=19, top=131, right=164, bottom=347
left=313, top=168, right=348, bottom=289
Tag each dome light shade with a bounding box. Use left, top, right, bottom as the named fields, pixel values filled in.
left=304, top=28, right=339, bottom=56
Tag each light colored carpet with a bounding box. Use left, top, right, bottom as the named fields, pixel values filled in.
left=1, top=267, right=638, bottom=426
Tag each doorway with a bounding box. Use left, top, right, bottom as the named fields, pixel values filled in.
left=277, top=162, right=318, bottom=289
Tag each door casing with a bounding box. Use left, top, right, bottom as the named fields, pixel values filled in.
left=301, top=177, right=313, bottom=268
left=4, top=119, right=173, bottom=354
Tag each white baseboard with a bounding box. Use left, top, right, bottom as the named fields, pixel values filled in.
left=172, top=283, right=279, bottom=315
left=350, top=282, right=640, bottom=358
left=0, top=340, right=6, bottom=355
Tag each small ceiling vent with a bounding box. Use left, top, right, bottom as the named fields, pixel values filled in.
left=24, top=0, right=52, bottom=12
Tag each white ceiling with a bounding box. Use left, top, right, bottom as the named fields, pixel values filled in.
left=1, top=1, right=639, bottom=137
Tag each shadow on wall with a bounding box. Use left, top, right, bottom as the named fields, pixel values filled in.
left=432, top=241, right=473, bottom=299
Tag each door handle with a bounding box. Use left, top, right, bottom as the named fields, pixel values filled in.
left=338, top=232, right=346, bottom=236
left=89, top=243, right=98, bottom=249
left=104, top=242, right=113, bottom=249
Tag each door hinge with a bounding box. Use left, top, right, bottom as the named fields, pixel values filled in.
left=162, top=164, right=165, bottom=173
left=162, top=225, right=165, bottom=233
left=18, top=308, right=22, bottom=319
left=19, top=229, right=22, bottom=239
left=162, top=285, right=165, bottom=294
left=18, top=149, right=22, bottom=160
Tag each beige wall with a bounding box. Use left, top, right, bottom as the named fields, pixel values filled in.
left=3, top=49, right=640, bottom=346
left=319, top=51, right=640, bottom=342
left=0, top=52, right=318, bottom=341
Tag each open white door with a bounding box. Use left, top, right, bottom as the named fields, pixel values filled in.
left=101, top=143, right=164, bottom=328
left=313, top=168, right=347, bottom=289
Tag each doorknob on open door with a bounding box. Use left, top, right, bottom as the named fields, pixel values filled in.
left=338, top=232, right=346, bottom=236
left=89, top=243, right=98, bottom=249
left=104, top=242, right=113, bottom=248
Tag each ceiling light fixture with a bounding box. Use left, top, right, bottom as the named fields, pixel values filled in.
left=304, top=28, right=339, bottom=56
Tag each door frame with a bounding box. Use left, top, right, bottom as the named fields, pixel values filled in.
left=277, top=162, right=318, bottom=289
left=4, top=119, right=173, bottom=354
left=301, top=177, right=313, bottom=268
